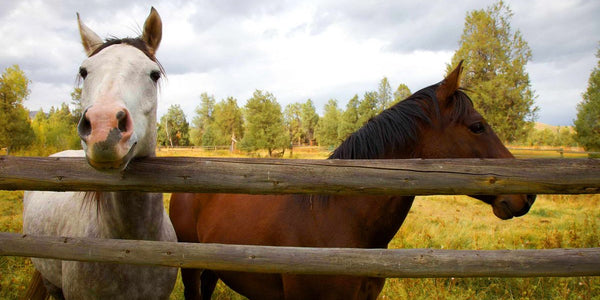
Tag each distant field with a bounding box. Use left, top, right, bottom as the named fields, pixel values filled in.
left=0, top=148, right=598, bottom=299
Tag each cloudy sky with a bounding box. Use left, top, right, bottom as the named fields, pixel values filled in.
left=1, top=0, right=598, bottom=126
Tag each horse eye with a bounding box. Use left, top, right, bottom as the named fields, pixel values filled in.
left=150, top=70, right=161, bottom=82
left=79, top=67, right=88, bottom=79
left=468, top=122, right=486, bottom=134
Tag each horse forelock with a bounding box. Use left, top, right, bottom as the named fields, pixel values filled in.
left=82, top=37, right=165, bottom=78
left=447, top=88, right=476, bottom=125
left=329, top=84, right=476, bottom=160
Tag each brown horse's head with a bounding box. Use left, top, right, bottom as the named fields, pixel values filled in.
left=330, top=61, right=535, bottom=219
left=418, top=62, right=535, bottom=219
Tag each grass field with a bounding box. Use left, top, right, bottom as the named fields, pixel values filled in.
left=1, top=147, right=598, bottom=299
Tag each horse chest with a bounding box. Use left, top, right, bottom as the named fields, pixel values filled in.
left=61, top=261, right=176, bottom=299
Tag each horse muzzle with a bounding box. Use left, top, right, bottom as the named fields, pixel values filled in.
left=472, top=194, right=536, bottom=220
left=491, top=194, right=537, bottom=220
left=78, top=104, right=138, bottom=171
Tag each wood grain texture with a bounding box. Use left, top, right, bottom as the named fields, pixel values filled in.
left=1, top=156, right=599, bottom=195
left=1, top=232, right=598, bottom=278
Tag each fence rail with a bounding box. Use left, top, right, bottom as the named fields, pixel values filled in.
left=1, top=156, right=599, bottom=278
left=1, top=232, right=598, bottom=278
left=1, top=156, right=599, bottom=195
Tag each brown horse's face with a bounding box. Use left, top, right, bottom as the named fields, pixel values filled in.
left=415, top=63, right=535, bottom=220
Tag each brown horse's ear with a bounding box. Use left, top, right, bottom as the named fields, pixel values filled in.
left=77, top=13, right=103, bottom=57
left=142, top=7, right=162, bottom=56
left=437, top=60, right=463, bottom=104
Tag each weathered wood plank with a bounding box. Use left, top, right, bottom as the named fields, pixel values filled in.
left=0, top=232, right=598, bottom=277
left=1, top=156, right=599, bottom=195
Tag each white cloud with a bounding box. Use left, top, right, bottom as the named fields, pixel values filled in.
left=27, top=82, right=75, bottom=112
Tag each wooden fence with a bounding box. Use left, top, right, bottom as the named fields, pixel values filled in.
left=0, top=156, right=599, bottom=278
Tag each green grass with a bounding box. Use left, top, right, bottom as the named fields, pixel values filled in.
left=1, top=148, right=599, bottom=299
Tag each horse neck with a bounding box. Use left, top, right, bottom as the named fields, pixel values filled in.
left=324, top=194, right=414, bottom=248
left=325, top=106, right=431, bottom=247
left=88, top=190, right=166, bottom=240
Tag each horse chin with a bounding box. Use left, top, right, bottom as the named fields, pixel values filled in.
left=491, top=194, right=535, bottom=220
left=85, top=142, right=137, bottom=172
left=492, top=203, right=514, bottom=220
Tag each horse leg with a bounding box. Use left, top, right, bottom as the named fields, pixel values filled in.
left=41, top=277, right=64, bottom=300
left=22, top=270, right=49, bottom=300
left=181, top=268, right=202, bottom=300
left=200, top=270, right=218, bottom=300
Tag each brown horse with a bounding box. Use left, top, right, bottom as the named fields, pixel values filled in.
left=169, top=63, right=536, bottom=300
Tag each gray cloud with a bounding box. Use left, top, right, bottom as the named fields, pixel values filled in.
left=0, top=0, right=598, bottom=126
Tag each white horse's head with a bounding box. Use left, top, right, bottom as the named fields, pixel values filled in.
left=76, top=7, right=163, bottom=171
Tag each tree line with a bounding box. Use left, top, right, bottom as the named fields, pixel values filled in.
left=158, top=79, right=412, bottom=156
left=1, top=1, right=598, bottom=156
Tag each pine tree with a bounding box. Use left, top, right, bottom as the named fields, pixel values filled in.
left=377, top=77, right=393, bottom=111
left=338, top=95, right=360, bottom=141
left=316, top=99, right=341, bottom=147
left=284, top=103, right=303, bottom=145
left=393, top=83, right=411, bottom=104
left=448, top=1, right=537, bottom=142
left=357, top=91, right=378, bottom=126
left=240, top=90, right=289, bottom=156
left=574, top=45, right=600, bottom=151
left=300, top=99, right=319, bottom=145
left=70, top=87, right=83, bottom=120
left=191, top=93, right=215, bottom=145
left=212, top=97, right=244, bottom=147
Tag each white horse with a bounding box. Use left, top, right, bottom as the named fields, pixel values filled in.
left=23, top=8, right=177, bottom=299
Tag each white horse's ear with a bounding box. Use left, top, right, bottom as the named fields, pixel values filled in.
left=142, top=7, right=162, bottom=56
left=77, top=13, right=103, bottom=57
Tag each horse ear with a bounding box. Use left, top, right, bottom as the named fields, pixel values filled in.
left=437, top=60, right=464, bottom=104
left=77, top=13, right=103, bottom=57
left=142, top=7, right=162, bottom=56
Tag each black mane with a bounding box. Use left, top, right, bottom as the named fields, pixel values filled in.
left=329, top=84, right=474, bottom=159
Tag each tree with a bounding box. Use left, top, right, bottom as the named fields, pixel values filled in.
left=70, top=87, right=83, bottom=120
left=357, top=91, right=378, bottom=126
left=316, top=99, right=341, bottom=147
left=338, top=95, right=361, bottom=140
left=158, top=104, right=190, bottom=146
left=574, top=45, right=600, bottom=151
left=300, top=99, right=319, bottom=145
left=240, top=90, right=289, bottom=156
left=523, top=126, right=577, bottom=147
left=284, top=103, right=303, bottom=145
left=377, top=77, right=392, bottom=111
left=0, top=65, right=35, bottom=152
left=211, top=97, right=244, bottom=148
left=191, top=93, right=215, bottom=145
left=30, top=104, right=80, bottom=155
left=393, top=83, right=412, bottom=104
left=448, top=1, right=537, bottom=142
